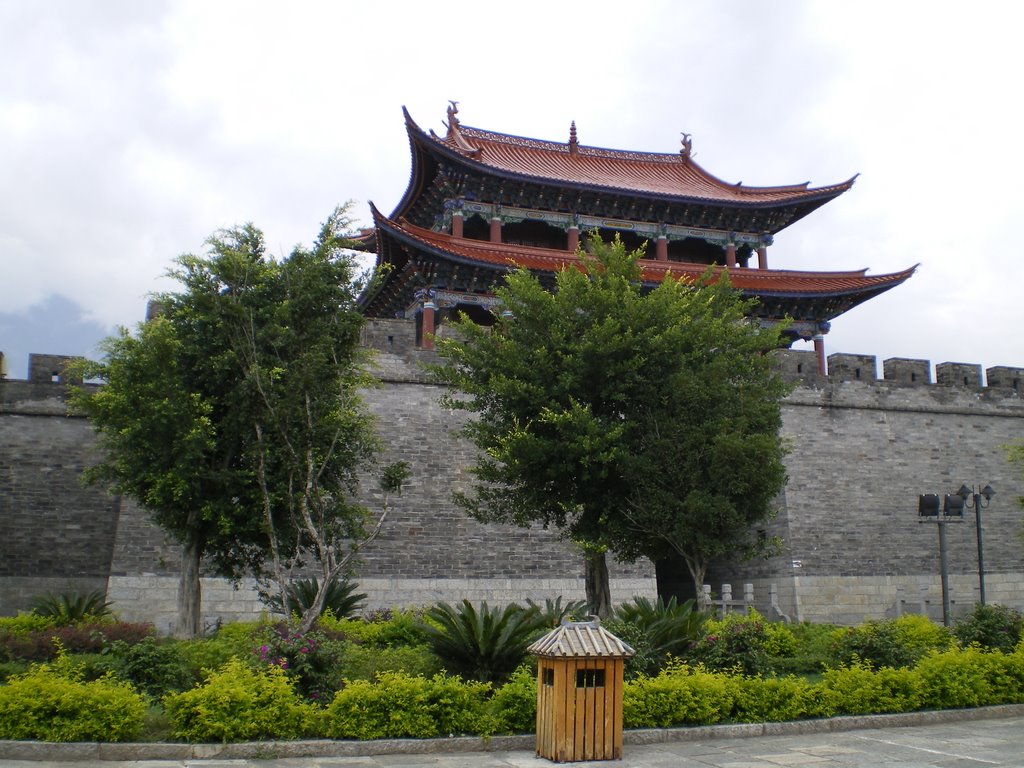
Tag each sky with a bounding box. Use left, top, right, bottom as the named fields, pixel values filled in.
left=1, top=1, right=1022, bottom=382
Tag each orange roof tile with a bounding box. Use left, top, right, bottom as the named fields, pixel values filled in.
left=406, top=108, right=855, bottom=207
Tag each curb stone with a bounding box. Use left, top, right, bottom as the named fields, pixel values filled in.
left=2, top=704, right=1024, bottom=761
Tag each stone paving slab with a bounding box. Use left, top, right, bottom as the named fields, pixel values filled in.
left=2, top=706, right=1024, bottom=767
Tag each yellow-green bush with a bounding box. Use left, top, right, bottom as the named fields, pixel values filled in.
left=623, top=663, right=733, bottom=728
left=322, top=671, right=494, bottom=740
left=0, top=656, right=145, bottom=742
left=914, top=646, right=1024, bottom=710
left=488, top=664, right=537, bottom=734
left=821, top=661, right=923, bottom=714
left=163, top=658, right=316, bottom=742
left=727, top=674, right=825, bottom=722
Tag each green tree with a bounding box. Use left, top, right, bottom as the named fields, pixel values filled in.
left=71, top=205, right=398, bottom=636
left=70, top=313, right=261, bottom=639
left=433, top=235, right=789, bottom=615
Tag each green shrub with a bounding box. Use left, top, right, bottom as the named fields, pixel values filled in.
left=339, top=643, right=441, bottom=681
left=0, top=655, right=146, bottom=742
left=821, top=661, right=923, bottom=714
left=489, top=664, right=537, bottom=734
left=164, top=658, right=316, bottom=742
left=915, top=646, right=1010, bottom=710
left=623, top=662, right=733, bottom=728
left=421, top=600, right=546, bottom=683
left=320, top=609, right=428, bottom=648
left=602, top=618, right=659, bottom=680
left=954, top=603, right=1024, bottom=653
left=104, top=637, right=193, bottom=700
left=0, top=659, right=30, bottom=683
left=689, top=613, right=773, bottom=676
left=31, top=590, right=113, bottom=624
left=831, top=615, right=951, bottom=669
left=610, top=596, right=707, bottom=676
left=323, top=672, right=493, bottom=739
left=253, top=624, right=346, bottom=703
left=727, top=674, right=825, bottom=722
left=175, top=622, right=261, bottom=679
left=0, top=612, right=58, bottom=634
left=775, top=621, right=838, bottom=675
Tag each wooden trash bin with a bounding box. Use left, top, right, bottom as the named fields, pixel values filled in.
left=528, top=618, right=635, bottom=762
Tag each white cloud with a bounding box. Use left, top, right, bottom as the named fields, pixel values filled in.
left=0, top=0, right=1021, bottom=377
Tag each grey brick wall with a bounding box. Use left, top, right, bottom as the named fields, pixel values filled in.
left=3, top=336, right=1023, bottom=626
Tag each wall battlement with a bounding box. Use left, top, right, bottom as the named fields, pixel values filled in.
left=4, top=324, right=1023, bottom=409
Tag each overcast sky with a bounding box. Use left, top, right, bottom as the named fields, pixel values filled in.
left=2, top=1, right=1021, bottom=381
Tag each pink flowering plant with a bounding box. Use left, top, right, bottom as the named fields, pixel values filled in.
left=253, top=623, right=345, bottom=703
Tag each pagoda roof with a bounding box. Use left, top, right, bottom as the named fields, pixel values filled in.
left=528, top=619, right=635, bottom=659
left=392, top=107, right=856, bottom=233
left=359, top=205, right=917, bottom=325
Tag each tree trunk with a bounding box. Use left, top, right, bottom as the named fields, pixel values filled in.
left=584, top=549, right=612, bottom=619
left=684, top=557, right=709, bottom=611
left=174, top=530, right=203, bottom=639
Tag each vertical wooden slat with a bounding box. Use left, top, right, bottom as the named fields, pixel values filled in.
left=610, top=659, right=618, bottom=761
left=574, top=659, right=587, bottom=762
left=584, top=658, right=597, bottom=761
left=603, top=658, right=617, bottom=759
left=535, top=663, right=547, bottom=758
left=556, top=659, right=571, bottom=762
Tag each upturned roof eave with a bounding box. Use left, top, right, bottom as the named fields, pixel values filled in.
left=403, top=109, right=855, bottom=213
left=369, top=211, right=917, bottom=302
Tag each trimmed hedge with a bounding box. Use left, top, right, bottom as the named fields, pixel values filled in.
left=0, top=656, right=146, bottom=742
left=163, top=658, right=317, bottom=742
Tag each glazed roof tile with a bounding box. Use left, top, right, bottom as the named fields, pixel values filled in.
left=406, top=108, right=855, bottom=207
left=528, top=620, right=636, bottom=659
left=372, top=207, right=917, bottom=298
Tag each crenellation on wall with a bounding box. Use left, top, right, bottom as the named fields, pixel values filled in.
left=769, top=349, right=821, bottom=385
left=883, top=357, right=931, bottom=386
left=936, top=361, right=983, bottom=388
left=28, top=354, right=82, bottom=385
left=826, top=353, right=878, bottom=382
left=986, top=366, right=1024, bottom=393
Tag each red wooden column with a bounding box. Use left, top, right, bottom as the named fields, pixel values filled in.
left=567, top=224, right=579, bottom=253
left=420, top=297, right=437, bottom=350
left=813, top=334, right=826, bottom=375
left=725, top=239, right=737, bottom=268
left=655, top=235, right=668, bottom=261
left=490, top=216, right=502, bottom=243
left=758, top=234, right=772, bottom=270
left=452, top=211, right=464, bottom=238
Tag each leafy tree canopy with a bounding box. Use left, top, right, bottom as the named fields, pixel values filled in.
left=433, top=235, right=791, bottom=609
left=70, top=204, right=390, bottom=636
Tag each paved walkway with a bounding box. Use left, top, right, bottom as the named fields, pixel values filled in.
left=4, top=710, right=1024, bottom=768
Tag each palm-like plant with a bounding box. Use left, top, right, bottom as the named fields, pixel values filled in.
left=265, top=575, right=367, bottom=620
left=422, top=600, right=546, bottom=683
left=613, top=596, right=706, bottom=672
left=31, top=590, right=113, bottom=624
left=526, top=596, right=589, bottom=628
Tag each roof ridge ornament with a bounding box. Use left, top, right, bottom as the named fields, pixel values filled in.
left=680, top=132, right=693, bottom=161
left=442, top=100, right=481, bottom=158
left=568, top=120, right=578, bottom=155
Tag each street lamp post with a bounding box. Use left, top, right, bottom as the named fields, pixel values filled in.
left=918, top=493, right=963, bottom=626
left=956, top=483, right=995, bottom=606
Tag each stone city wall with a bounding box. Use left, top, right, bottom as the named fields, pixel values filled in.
left=2, top=327, right=1023, bottom=627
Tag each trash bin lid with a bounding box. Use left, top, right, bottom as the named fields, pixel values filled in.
left=528, top=618, right=635, bottom=659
